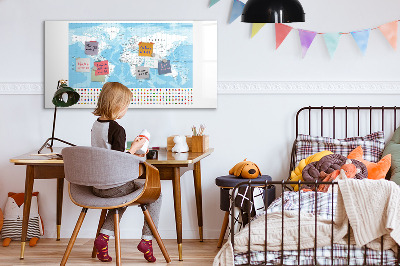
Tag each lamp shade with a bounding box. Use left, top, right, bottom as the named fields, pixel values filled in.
left=241, top=0, right=305, bottom=23
left=52, top=84, right=80, bottom=107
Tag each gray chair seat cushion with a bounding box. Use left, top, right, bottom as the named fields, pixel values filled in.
left=70, top=180, right=145, bottom=208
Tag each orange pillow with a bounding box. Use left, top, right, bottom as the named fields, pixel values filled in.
left=347, top=146, right=391, bottom=180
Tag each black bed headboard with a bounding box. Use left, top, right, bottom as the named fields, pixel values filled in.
left=296, top=106, right=400, bottom=138
left=289, top=106, right=400, bottom=180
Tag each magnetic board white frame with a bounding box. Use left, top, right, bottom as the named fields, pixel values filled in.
left=45, top=21, right=217, bottom=108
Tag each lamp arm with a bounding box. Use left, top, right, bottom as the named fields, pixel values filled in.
left=37, top=105, right=76, bottom=154
left=50, top=106, right=57, bottom=148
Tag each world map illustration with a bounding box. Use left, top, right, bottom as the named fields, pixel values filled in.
left=68, top=22, right=193, bottom=89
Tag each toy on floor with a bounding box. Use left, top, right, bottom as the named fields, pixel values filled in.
left=0, top=208, right=3, bottom=232
left=229, top=159, right=261, bottom=179
left=1, top=192, right=44, bottom=247
left=172, top=135, right=189, bottom=153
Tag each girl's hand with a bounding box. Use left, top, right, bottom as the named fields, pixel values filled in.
left=129, top=137, right=147, bottom=154
left=134, top=149, right=149, bottom=157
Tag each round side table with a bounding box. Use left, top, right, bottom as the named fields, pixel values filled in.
left=215, top=175, right=275, bottom=248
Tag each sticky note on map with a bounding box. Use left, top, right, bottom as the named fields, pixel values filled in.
left=136, top=66, right=150, bottom=79
left=85, top=41, right=99, bottom=55
left=138, top=42, right=154, bottom=57
left=144, top=57, right=159, bottom=68
left=76, top=58, right=90, bottom=72
left=94, top=60, right=109, bottom=76
left=91, top=67, right=106, bottom=82
left=158, top=60, right=172, bottom=75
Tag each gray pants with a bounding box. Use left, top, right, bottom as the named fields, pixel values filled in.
left=92, top=180, right=162, bottom=240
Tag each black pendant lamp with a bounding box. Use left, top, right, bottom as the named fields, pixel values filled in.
left=241, top=0, right=305, bottom=23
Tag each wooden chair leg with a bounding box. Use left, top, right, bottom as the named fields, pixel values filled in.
left=91, top=209, right=108, bottom=258
left=141, top=205, right=171, bottom=263
left=114, top=210, right=121, bottom=266
left=217, top=211, right=230, bottom=248
left=60, top=208, right=88, bottom=266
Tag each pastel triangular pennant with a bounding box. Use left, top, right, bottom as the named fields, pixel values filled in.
left=209, top=0, right=220, bottom=7
left=378, top=21, right=398, bottom=50
left=275, top=23, right=293, bottom=49
left=229, top=0, right=245, bottom=24
left=298, top=29, right=317, bottom=58
left=351, top=29, right=370, bottom=55
left=323, top=33, right=341, bottom=58
left=251, top=23, right=266, bottom=38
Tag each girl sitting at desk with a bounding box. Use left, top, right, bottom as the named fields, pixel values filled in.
left=91, top=82, right=161, bottom=263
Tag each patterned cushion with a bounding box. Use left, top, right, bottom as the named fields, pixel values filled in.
left=295, top=131, right=385, bottom=166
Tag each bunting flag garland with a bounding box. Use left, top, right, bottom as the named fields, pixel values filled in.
left=298, top=29, right=317, bottom=58
left=208, top=4, right=400, bottom=57
left=209, top=0, right=220, bottom=8
left=229, top=0, right=245, bottom=24
left=323, top=33, right=341, bottom=58
left=351, top=29, right=370, bottom=55
left=378, top=21, right=398, bottom=50
left=275, top=23, right=293, bottom=49
left=251, top=23, right=266, bottom=38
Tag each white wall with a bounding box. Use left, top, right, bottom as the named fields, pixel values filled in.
left=1, top=0, right=400, bottom=239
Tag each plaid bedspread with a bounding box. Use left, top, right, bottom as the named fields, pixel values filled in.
left=234, top=244, right=397, bottom=265
left=234, top=191, right=397, bottom=265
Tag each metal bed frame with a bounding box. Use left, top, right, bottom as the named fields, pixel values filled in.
left=230, top=106, right=400, bottom=266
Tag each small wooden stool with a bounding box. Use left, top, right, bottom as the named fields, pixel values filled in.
left=215, top=175, right=275, bottom=248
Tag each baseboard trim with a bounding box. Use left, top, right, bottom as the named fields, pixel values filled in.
left=1, top=81, right=400, bottom=95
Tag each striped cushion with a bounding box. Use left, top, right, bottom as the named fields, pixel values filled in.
left=1, top=217, right=41, bottom=240
left=295, top=131, right=385, bottom=166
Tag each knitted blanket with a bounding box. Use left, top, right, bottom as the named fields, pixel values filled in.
left=214, top=179, right=400, bottom=266
left=335, top=178, right=400, bottom=251
left=213, top=211, right=341, bottom=266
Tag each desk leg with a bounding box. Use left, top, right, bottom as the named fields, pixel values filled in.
left=172, top=167, right=183, bottom=261
left=20, top=165, right=35, bottom=259
left=193, top=161, right=203, bottom=242
left=56, top=178, right=64, bottom=241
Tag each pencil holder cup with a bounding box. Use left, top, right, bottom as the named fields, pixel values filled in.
left=191, top=135, right=209, bottom=153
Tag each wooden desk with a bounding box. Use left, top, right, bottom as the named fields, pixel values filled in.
left=146, top=148, right=213, bottom=260
left=10, top=147, right=213, bottom=261
left=9, top=148, right=64, bottom=260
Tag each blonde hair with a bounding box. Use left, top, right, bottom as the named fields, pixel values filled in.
left=93, top=82, right=132, bottom=120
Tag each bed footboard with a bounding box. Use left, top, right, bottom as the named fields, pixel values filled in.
left=230, top=180, right=400, bottom=266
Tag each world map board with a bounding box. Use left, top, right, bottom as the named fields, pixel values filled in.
left=68, top=22, right=194, bottom=106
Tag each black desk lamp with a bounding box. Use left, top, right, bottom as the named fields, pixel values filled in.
left=38, top=80, right=80, bottom=154
left=241, top=0, right=305, bottom=23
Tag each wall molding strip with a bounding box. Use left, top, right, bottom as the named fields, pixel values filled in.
left=0, top=83, right=44, bottom=94
left=217, top=81, right=400, bottom=94
left=1, top=81, right=400, bottom=95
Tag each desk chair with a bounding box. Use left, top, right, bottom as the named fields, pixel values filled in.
left=60, top=146, right=171, bottom=265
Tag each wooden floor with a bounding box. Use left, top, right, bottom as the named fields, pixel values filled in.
left=0, top=239, right=221, bottom=265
